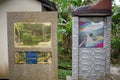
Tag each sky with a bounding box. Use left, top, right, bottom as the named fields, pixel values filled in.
left=115, top=0, right=120, bottom=5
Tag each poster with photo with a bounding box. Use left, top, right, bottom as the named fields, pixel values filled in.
left=79, top=19, right=104, bottom=48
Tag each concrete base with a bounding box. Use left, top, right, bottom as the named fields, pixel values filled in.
left=66, top=76, right=72, bottom=80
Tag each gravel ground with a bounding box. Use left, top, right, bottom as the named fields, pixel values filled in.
left=110, top=65, right=120, bottom=80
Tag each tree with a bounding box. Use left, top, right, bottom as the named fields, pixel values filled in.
left=52, top=0, right=101, bottom=55
left=111, top=3, right=120, bottom=64
left=52, top=0, right=120, bottom=79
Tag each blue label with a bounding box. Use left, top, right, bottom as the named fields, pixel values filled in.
left=26, top=59, right=37, bottom=64
left=26, top=52, right=37, bottom=58
left=26, top=51, right=37, bottom=64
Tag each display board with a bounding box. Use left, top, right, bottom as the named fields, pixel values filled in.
left=72, top=17, right=111, bottom=80
left=7, top=12, right=57, bottom=80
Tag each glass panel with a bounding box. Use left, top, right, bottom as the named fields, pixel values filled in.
left=37, top=52, right=51, bottom=63
left=79, top=18, right=104, bottom=48
left=15, top=52, right=52, bottom=64
left=14, top=22, right=51, bottom=47
left=15, top=52, right=26, bottom=64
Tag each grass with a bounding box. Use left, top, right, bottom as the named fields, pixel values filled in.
left=58, top=59, right=72, bottom=80
left=58, top=48, right=72, bottom=80
left=58, top=69, right=72, bottom=80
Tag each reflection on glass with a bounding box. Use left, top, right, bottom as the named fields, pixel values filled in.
left=14, top=22, right=51, bottom=47
left=79, top=18, right=104, bottom=48
left=37, top=52, right=51, bottom=63
left=15, top=52, right=26, bottom=64
left=15, top=52, right=52, bottom=64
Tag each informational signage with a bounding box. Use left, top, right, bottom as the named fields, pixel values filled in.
left=26, top=52, right=37, bottom=64
left=15, top=51, right=52, bottom=64
left=26, top=59, right=37, bottom=64
left=26, top=52, right=37, bottom=58
left=8, top=12, right=57, bottom=80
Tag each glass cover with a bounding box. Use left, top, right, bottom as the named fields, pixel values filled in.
left=14, top=22, right=51, bottom=47
left=15, top=52, right=26, bottom=64
left=15, top=51, right=52, bottom=64
left=79, top=18, right=104, bottom=48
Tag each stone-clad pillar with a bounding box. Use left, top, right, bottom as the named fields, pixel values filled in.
left=72, top=17, right=111, bottom=80
left=77, top=17, right=111, bottom=80
left=105, top=17, right=111, bottom=75
left=72, top=17, right=79, bottom=80
left=72, top=0, right=112, bottom=80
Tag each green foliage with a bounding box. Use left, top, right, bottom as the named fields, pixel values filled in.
left=54, top=0, right=120, bottom=79
left=52, top=0, right=103, bottom=79
left=22, top=32, right=32, bottom=45
left=64, top=17, right=72, bottom=36
left=58, top=69, right=72, bottom=80
left=111, top=4, right=120, bottom=64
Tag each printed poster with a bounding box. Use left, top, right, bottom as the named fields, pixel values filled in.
left=79, top=20, right=104, bottom=48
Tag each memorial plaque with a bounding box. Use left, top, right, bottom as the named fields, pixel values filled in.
left=8, top=12, right=57, bottom=80
left=72, top=0, right=111, bottom=80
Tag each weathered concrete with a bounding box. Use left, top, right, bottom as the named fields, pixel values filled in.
left=72, top=17, right=79, bottom=80
left=7, top=12, right=58, bottom=80
left=0, top=0, right=42, bottom=79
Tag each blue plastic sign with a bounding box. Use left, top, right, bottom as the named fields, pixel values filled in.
left=26, top=59, right=37, bottom=64
left=26, top=52, right=37, bottom=58
left=26, top=51, right=37, bottom=64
